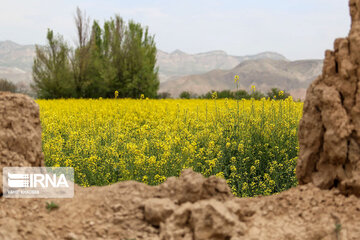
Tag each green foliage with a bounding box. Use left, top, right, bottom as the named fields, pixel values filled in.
left=39, top=98, right=302, bottom=197
left=0, top=78, right=17, bottom=93
left=233, top=90, right=250, bottom=100
left=335, top=223, right=341, bottom=240
left=216, top=90, right=232, bottom=99
left=199, top=89, right=262, bottom=100
left=157, top=92, right=172, bottom=99
left=46, top=201, right=59, bottom=211
left=32, top=30, right=74, bottom=99
left=180, top=91, right=191, bottom=99
left=199, top=91, right=213, bottom=99
left=267, top=88, right=290, bottom=100
left=249, top=90, right=265, bottom=100
left=32, top=8, right=159, bottom=99
left=198, top=88, right=290, bottom=100
left=119, top=20, right=159, bottom=98
left=199, top=89, right=250, bottom=99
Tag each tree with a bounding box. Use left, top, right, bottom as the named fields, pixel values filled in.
left=217, top=90, right=233, bottom=99
left=71, top=7, right=92, bottom=98
left=200, top=89, right=251, bottom=99
left=81, top=20, right=113, bottom=98
left=233, top=90, right=250, bottom=99
left=157, top=92, right=171, bottom=99
left=32, top=29, right=74, bottom=99
left=199, top=91, right=212, bottom=99
left=78, top=12, right=159, bottom=98
left=32, top=8, right=159, bottom=99
left=0, top=78, right=17, bottom=93
left=120, top=20, right=159, bottom=98
left=180, top=91, right=191, bottom=99
left=249, top=90, right=265, bottom=100
left=267, top=88, right=290, bottom=100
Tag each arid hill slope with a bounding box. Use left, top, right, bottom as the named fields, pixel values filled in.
left=160, top=58, right=323, bottom=99
left=157, top=49, right=287, bottom=82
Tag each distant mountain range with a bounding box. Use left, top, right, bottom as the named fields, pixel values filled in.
left=0, top=40, right=322, bottom=99
left=160, top=58, right=323, bottom=100
left=157, top=49, right=287, bottom=82
left=0, top=41, right=34, bottom=85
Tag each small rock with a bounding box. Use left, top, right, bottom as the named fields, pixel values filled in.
left=65, top=232, right=78, bottom=240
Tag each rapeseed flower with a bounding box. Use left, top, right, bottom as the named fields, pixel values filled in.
left=234, top=75, right=240, bottom=83
left=37, top=97, right=302, bottom=197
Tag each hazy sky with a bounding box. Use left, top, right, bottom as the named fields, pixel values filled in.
left=0, top=0, right=351, bottom=60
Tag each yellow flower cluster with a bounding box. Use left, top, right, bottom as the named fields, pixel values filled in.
left=37, top=97, right=302, bottom=197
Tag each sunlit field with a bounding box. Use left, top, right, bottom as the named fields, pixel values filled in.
left=37, top=97, right=303, bottom=197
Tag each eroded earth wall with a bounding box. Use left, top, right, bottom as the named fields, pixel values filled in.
left=297, top=0, right=360, bottom=197
left=0, top=92, right=44, bottom=195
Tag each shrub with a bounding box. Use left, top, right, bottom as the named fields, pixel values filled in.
left=180, top=91, right=191, bottom=99
left=0, top=78, right=17, bottom=93
left=157, top=92, right=172, bottom=99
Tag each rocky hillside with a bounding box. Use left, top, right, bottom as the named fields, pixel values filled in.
left=157, top=49, right=287, bottom=82
left=0, top=41, right=34, bottom=85
left=160, top=58, right=323, bottom=99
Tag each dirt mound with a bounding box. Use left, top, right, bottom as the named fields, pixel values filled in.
left=0, top=92, right=44, bottom=195
left=153, top=169, right=233, bottom=204
left=1, top=170, right=360, bottom=240
left=297, top=0, right=360, bottom=197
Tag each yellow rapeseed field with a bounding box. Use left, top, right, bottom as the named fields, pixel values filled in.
left=37, top=97, right=303, bottom=197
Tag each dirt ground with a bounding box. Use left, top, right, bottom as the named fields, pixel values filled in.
left=1, top=169, right=360, bottom=240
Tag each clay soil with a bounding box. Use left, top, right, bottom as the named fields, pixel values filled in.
left=1, top=169, right=360, bottom=240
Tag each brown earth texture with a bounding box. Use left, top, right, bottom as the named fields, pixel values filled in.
left=2, top=1, right=360, bottom=239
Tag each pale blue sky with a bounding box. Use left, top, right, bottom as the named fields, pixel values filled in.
left=0, top=0, right=350, bottom=60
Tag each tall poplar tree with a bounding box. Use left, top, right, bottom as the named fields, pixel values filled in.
left=32, top=8, right=159, bottom=99
left=32, top=29, right=74, bottom=98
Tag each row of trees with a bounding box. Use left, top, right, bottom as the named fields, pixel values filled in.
left=0, top=78, right=17, bottom=93
left=32, top=8, right=159, bottom=99
left=178, top=88, right=291, bottom=100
